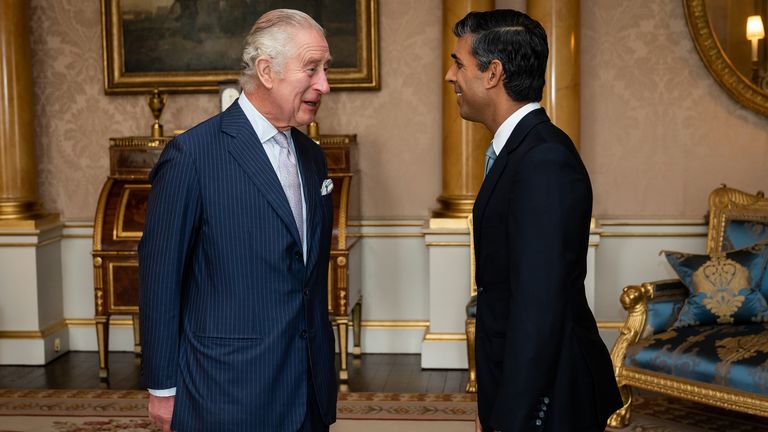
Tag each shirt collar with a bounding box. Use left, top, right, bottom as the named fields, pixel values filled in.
left=492, top=102, right=541, bottom=155
left=237, top=92, right=291, bottom=143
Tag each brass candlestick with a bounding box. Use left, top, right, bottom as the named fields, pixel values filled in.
left=148, top=88, right=166, bottom=138
left=308, top=121, right=320, bottom=144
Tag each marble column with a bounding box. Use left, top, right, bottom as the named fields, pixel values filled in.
left=0, top=0, right=44, bottom=221
left=433, top=0, right=494, bottom=218
left=528, top=0, right=581, bottom=149
left=0, top=0, right=65, bottom=365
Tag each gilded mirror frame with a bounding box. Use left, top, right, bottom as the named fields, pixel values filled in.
left=684, top=0, right=768, bottom=117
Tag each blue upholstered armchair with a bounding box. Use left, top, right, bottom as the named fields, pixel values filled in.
left=608, top=185, right=768, bottom=427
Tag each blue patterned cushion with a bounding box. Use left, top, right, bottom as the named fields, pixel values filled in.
left=723, top=221, right=768, bottom=300
left=663, top=245, right=768, bottom=328
left=625, top=324, right=768, bottom=395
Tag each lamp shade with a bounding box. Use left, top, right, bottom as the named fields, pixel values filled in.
left=747, top=15, right=765, bottom=40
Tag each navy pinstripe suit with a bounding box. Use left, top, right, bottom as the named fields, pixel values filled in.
left=138, top=100, right=337, bottom=431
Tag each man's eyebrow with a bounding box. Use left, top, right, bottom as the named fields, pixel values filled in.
left=450, top=53, right=461, bottom=62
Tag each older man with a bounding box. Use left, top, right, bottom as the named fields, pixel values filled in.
left=139, top=9, right=336, bottom=431
left=445, top=10, right=622, bottom=432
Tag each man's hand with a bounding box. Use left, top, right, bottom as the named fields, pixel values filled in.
left=475, top=415, right=483, bottom=432
left=148, top=394, right=175, bottom=432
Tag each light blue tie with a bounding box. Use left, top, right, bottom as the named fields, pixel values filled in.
left=484, top=143, right=497, bottom=178
left=274, top=131, right=304, bottom=245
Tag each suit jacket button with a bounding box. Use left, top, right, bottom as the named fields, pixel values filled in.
left=535, top=419, right=542, bottom=426
left=303, top=288, right=309, bottom=297
left=477, top=286, right=484, bottom=293
left=538, top=411, right=545, bottom=418
left=300, top=330, right=308, bottom=338
left=295, top=251, right=303, bottom=260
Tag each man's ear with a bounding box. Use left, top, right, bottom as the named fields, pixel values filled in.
left=486, top=60, right=503, bottom=89
left=255, top=56, right=274, bottom=89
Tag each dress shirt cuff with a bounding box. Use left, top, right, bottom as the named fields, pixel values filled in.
left=148, top=387, right=176, bottom=397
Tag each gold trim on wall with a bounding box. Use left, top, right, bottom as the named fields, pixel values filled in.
left=597, top=321, right=624, bottom=329
left=348, top=221, right=425, bottom=227
left=600, top=232, right=707, bottom=238
left=684, top=0, right=768, bottom=117
left=361, top=320, right=430, bottom=328
left=347, top=233, right=424, bottom=238
left=424, top=332, right=467, bottom=341
left=0, top=320, right=67, bottom=339
left=101, top=0, right=379, bottom=93
left=425, top=241, right=470, bottom=247
left=599, top=219, right=705, bottom=226
left=66, top=318, right=133, bottom=327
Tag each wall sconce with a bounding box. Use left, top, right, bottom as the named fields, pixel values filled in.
left=746, top=15, right=765, bottom=85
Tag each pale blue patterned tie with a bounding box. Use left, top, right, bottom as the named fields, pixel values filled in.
left=274, top=131, right=304, bottom=245
left=484, top=142, right=497, bottom=178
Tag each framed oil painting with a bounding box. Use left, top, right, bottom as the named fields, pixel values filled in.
left=101, top=0, right=379, bottom=93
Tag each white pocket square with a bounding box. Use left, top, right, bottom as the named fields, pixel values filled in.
left=321, top=179, right=334, bottom=195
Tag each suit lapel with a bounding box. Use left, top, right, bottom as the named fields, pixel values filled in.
left=221, top=100, right=303, bottom=249
left=292, top=129, right=321, bottom=271
left=473, top=108, right=550, bottom=226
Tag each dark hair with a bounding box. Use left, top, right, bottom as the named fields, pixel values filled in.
left=453, top=9, right=548, bottom=102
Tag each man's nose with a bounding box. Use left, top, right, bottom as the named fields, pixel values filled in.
left=315, top=69, right=331, bottom=94
left=445, top=65, right=456, bottom=83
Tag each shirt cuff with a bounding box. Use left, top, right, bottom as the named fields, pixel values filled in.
left=148, top=387, right=176, bottom=397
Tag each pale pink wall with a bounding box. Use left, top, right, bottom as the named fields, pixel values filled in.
left=30, top=0, right=442, bottom=221
left=581, top=0, right=768, bottom=218
left=29, top=1, right=768, bottom=221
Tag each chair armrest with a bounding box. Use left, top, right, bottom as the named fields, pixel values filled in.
left=643, top=279, right=687, bottom=336
left=609, top=279, right=687, bottom=373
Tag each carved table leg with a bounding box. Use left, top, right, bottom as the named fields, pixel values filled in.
left=132, top=315, right=141, bottom=358
left=95, top=315, right=110, bottom=380
left=336, top=318, right=349, bottom=382
left=352, top=300, right=362, bottom=357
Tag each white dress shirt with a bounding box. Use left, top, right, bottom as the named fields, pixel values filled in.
left=491, top=102, right=541, bottom=155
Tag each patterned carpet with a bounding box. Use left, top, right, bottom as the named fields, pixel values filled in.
left=0, top=390, right=766, bottom=431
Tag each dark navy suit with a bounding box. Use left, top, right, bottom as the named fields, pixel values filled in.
left=138, top=100, right=336, bottom=431
left=473, top=108, right=622, bottom=432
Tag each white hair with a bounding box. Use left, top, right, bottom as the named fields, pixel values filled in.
left=239, top=9, right=325, bottom=92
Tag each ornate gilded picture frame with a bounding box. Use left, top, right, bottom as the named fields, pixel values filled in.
left=101, top=0, right=379, bottom=94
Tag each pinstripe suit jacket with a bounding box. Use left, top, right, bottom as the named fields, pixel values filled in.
left=138, top=100, right=337, bottom=431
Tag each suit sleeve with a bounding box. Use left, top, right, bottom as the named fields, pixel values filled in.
left=138, top=137, right=201, bottom=390
left=492, top=142, right=590, bottom=429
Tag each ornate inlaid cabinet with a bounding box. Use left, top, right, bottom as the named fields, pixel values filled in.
left=92, top=136, right=170, bottom=379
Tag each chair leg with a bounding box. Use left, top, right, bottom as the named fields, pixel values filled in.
left=336, top=318, right=349, bottom=382
left=95, top=315, right=110, bottom=380
left=352, top=300, right=362, bottom=357
left=607, top=384, right=632, bottom=428
left=465, top=318, right=477, bottom=393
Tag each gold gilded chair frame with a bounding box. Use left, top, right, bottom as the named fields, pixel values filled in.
left=608, top=185, right=768, bottom=427
left=465, top=215, right=478, bottom=393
